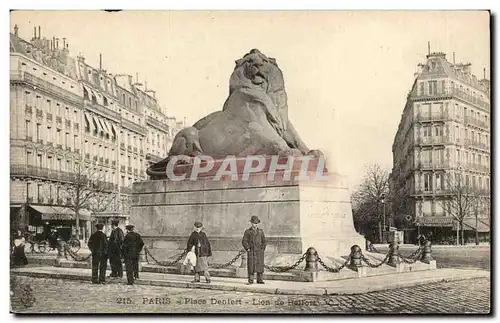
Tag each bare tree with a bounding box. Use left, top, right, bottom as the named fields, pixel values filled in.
left=65, top=160, right=113, bottom=240
left=440, top=172, right=488, bottom=245
left=351, top=164, right=390, bottom=242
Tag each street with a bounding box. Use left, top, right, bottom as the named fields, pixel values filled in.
left=375, top=245, right=490, bottom=270
left=11, top=275, right=490, bottom=314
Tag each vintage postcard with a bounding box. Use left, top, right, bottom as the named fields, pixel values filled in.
left=9, top=10, right=490, bottom=314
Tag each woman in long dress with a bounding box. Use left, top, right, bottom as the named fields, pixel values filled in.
left=187, top=222, right=212, bottom=283
left=12, top=230, right=28, bottom=266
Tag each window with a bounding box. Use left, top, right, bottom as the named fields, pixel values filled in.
left=419, top=82, right=424, bottom=95
left=25, top=120, right=31, bottom=138
left=472, top=176, right=476, bottom=189
left=36, top=124, right=41, bottom=141
left=465, top=151, right=469, bottom=165
left=103, top=96, right=108, bottom=106
left=440, top=80, right=445, bottom=94
left=428, top=81, right=437, bottom=95
left=424, top=173, right=432, bottom=192
left=455, top=125, right=460, bottom=142
left=434, top=126, right=443, bottom=137
left=435, top=173, right=443, bottom=191
left=456, top=149, right=460, bottom=165
left=129, top=97, right=132, bottom=108
left=466, top=175, right=470, bottom=187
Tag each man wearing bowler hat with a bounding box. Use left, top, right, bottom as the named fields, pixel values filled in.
left=87, top=223, right=108, bottom=284
left=241, top=215, right=267, bottom=284
left=122, top=224, right=144, bottom=285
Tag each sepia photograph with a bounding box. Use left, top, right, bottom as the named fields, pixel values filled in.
left=8, top=9, right=491, bottom=314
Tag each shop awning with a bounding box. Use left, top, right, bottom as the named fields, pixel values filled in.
left=93, top=115, right=104, bottom=133
left=98, top=118, right=109, bottom=136
left=84, top=112, right=94, bottom=132
left=110, top=123, right=117, bottom=138
left=102, top=120, right=112, bottom=134
left=29, top=205, right=91, bottom=221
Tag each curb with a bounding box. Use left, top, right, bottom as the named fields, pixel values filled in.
left=11, top=269, right=490, bottom=296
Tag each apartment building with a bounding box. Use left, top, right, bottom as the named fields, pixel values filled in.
left=390, top=52, right=490, bottom=244
left=10, top=25, right=183, bottom=239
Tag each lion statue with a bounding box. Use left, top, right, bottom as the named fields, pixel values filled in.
left=147, top=49, right=322, bottom=179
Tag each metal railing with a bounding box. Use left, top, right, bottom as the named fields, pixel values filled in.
left=146, top=115, right=170, bottom=132
left=411, top=87, right=490, bottom=110
left=417, top=136, right=452, bottom=145
left=84, top=99, right=120, bottom=121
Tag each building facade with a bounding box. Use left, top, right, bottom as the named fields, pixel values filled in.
left=10, top=25, right=183, bottom=240
left=390, top=52, right=490, bottom=244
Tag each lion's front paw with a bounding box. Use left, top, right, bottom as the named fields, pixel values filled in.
left=278, top=149, right=303, bottom=157
left=306, top=149, right=324, bottom=158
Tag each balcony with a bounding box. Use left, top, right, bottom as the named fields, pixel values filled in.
left=25, top=105, right=33, bottom=115
left=465, top=116, right=489, bottom=130
left=133, top=168, right=138, bottom=175
left=464, top=139, right=489, bottom=151
left=121, top=186, right=133, bottom=194
left=467, top=163, right=490, bottom=173
left=85, top=153, right=90, bottom=160
left=416, top=112, right=450, bottom=122
left=47, top=113, right=53, bottom=122
left=127, top=145, right=132, bottom=152
left=112, top=160, right=116, bottom=167
left=74, top=123, right=80, bottom=131
left=56, top=116, right=62, bottom=124
left=105, top=158, right=109, bottom=165
left=410, top=86, right=490, bottom=111
left=11, top=71, right=83, bottom=106
left=146, top=115, right=170, bottom=132
left=120, top=142, right=125, bottom=150
left=65, top=119, right=71, bottom=128
left=417, top=136, right=452, bottom=146
left=121, top=118, right=147, bottom=136
left=84, top=99, right=120, bottom=122
left=120, top=165, right=125, bottom=173
left=128, top=166, right=132, bottom=174
left=11, top=164, right=27, bottom=176
left=99, top=157, right=104, bottom=164
left=36, top=109, right=43, bottom=118
left=140, top=149, right=144, bottom=156
left=133, top=147, right=138, bottom=153
left=418, top=161, right=450, bottom=170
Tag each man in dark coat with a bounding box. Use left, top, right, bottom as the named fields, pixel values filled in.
left=108, top=219, right=124, bottom=278
left=187, top=221, right=212, bottom=283
left=122, top=224, right=144, bottom=285
left=241, top=215, right=267, bottom=284
left=87, top=223, right=108, bottom=284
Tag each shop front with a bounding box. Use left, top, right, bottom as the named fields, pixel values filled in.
left=27, top=205, right=92, bottom=241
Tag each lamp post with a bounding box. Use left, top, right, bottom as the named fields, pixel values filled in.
left=381, top=193, right=386, bottom=243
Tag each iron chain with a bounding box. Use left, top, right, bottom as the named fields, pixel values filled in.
left=265, top=252, right=307, bottom=272
left=64, top=245, right=91, bottom=262
left=398, top=247, right=424, bottom=264
left=360, top=252, right=390, bottom=268
left=209, top=250, right=245, bottom=269
left=144, top=246, right=189, bottom=267
left=317, top=255, right=350, bottom=272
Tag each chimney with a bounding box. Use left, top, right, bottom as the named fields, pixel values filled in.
left=63, top=37, right=66, bottom=48
left=453, top=52, right=455, bottom=65
left=49, top=40, right=52, bottom=51
left=484, top=67, right=486, bottom=80
left=33, top=27, right=36, bottom=39
left=145, top=81, right=148, bottom=91
left=427, top=41, right=430, bottom=55
left=14, top=24, right=19, bottom=36
left=99, top=53, right=102, bottom=70
left=55, top=38, right=59, bottom=49
left=38, top=26, right=41, bottom=39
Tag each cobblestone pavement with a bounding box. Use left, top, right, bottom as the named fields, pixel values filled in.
left=10, top=275, right=490, bottom=314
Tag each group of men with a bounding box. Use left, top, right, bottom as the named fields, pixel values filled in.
left=88, top=215, right=268, bottom=286
left=87, top=220, right=144, bottom=285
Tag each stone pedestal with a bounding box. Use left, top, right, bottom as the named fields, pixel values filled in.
left=130, top=172, right=364, bottom=264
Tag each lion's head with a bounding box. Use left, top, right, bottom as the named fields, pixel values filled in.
left=228, top=49, right=289, bottom=128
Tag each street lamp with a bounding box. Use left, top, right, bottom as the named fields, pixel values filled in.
left=381, top=193, right=386, bottom=242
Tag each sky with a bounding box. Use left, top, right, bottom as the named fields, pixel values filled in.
left=9, top=11, right=490, bottom=187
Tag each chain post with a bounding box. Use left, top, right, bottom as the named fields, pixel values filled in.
left=304, top=247, right=318, bottom=272
left=420, top=240, right=433, bottom=264
left=348, top=245, right=362, bottom=269
left=387, top=241, right=400, bottom=266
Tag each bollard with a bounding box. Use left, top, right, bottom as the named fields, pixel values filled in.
left=349, top=245, right=362, bottom=268
left=420, top=240, right=433, bottom=264
left=387, top=241, right=399, bottom=266
left=304, top=247, right=318, bottom=272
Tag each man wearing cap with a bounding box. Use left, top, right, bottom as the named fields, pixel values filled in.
left=87, top=223, right=108, bottom=284
left=187, top=221, right=212, bottom=283
left=108, top=219, right=124, bottom=279
left=241, top=216, right=267, bottom=284
left=122, top=224, right=144, bottom=285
